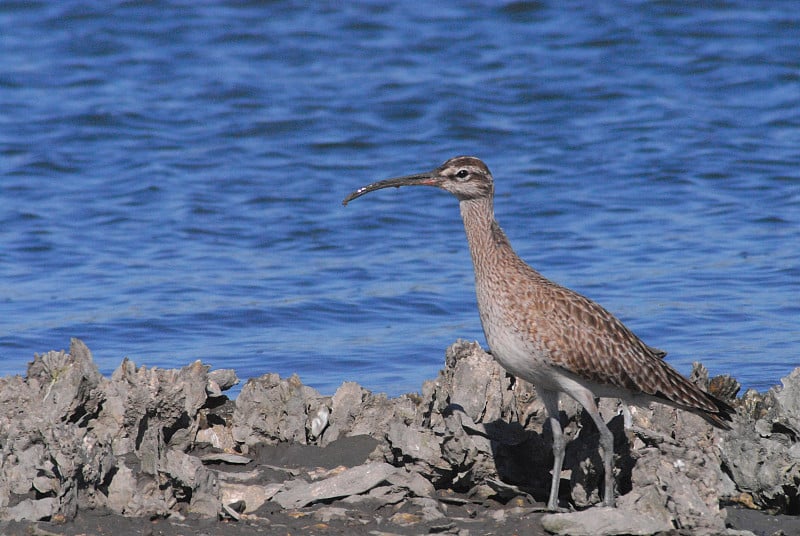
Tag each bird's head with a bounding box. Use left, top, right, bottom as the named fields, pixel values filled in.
left=342, top=156, right=494, bottom=205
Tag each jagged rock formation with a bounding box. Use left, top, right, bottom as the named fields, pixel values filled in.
left=1, top=338, right=797, bottom=535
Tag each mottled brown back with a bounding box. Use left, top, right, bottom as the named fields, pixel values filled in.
left=505, top=248, right=734, bottom=429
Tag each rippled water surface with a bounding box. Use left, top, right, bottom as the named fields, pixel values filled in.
left=1, top=1, right=798, bottom=397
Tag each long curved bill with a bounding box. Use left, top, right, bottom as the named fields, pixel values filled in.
left=342, top=171, right=438, bottom=206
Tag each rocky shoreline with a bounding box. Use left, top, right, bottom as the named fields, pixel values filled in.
left=1, top=338, right=798, bottom=535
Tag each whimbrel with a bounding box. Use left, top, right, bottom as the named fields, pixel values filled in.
left=343, top=156, right=734, bottom=510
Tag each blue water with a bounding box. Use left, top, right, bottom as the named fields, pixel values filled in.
left=1, top=2, right=798, bottom=398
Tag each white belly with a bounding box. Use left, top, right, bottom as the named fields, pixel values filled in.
left=480, top=307, right=563, bottom=391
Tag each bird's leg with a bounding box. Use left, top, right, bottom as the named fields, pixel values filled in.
left=597, top=417, right=616, bottom=507
left=618, top=400, right=633, bottom=429
left=540, top=389, right=565, bottom=511
left=575, top=393, right=616, bottom=507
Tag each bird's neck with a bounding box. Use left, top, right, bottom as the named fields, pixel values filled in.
left=459, top=197, right=514, bottom=271
left=459, top=196, right=546, bottom=287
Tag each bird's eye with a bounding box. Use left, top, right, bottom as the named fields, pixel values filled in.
left=456, top=169, right=469, bottom=179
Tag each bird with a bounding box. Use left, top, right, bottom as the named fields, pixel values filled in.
left=342, top=155, right=734, bottom=511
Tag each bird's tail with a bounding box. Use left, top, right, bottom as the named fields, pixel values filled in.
left=657, top=364, right=735, bottom=430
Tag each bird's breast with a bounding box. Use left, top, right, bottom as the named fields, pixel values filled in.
left=476, top=294, right=564, bottom=390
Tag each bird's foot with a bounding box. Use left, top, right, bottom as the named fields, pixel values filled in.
left=535, top=501, right=571, bottom=513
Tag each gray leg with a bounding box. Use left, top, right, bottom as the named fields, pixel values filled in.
left=540, top=388, right=565, bottom=511
left=619, top=401, right=632, bottom=430
left=573, top=392, right=616, bottom=507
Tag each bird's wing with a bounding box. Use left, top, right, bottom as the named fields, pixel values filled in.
left=531, top=283, right=730, bottom=423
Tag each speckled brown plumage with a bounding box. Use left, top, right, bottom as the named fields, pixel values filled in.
left=343, top=155, right=734, bottom=510
left=457, top=170, right=733, bottom=430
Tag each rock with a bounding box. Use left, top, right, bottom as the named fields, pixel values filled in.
left=0, top=339, right=242, bottom=521
left=206, top=379, right=223, bottom=398
left=307, top=404, right=330, bottom=441
left=390, top=511, right=423, bottom=526
left=123, top=475, right=175, bottom=517
left=97, top=357, right=212, bottom=462
left=419, top=341, right=553, bottom=496
left=719, top=368, right=800, bottom=513
left=199, top=452, right=252, bottom=465
left=709, top=374, right=741, bottom=401
left=221, top=502, right=242, bottom=520
left=163, top=450, right=219, bottom=516
left=382, top=340, right=544, bottom=495
left=366, top=485, right=408, bottom=505
left=195, top=425, right=235, bottom=450
left=312, top=506, right=349, bottom=522
left=385, top=469, right=436, bottom=498
left=207, top=368, right=239, bottom=393
left=614, top=412, right=729, bottom=534
left=541, top=505, right=672, bottom=536
left=106, top=463, right=136, bottom=514
left=427, top=340, right=524, bottom=428
left=232, top=373, right=322, bottom=447
left=385, top=421, right=450, bottom=480
left=3, top=337, right=800, bottom=532
left=6, top=498, right=58, bottom=522
left=489, top=508, right=507, bottom=523
left=410, top=497, right=446, bottom=521
left=318, top=383, right=420, bottom=447
left=271, top=462, right=398, bottom=509
left=321, top=382, right=363, bottom=443
left=33, top=474, right=58, bottom=494
left=220, top=482, right=281, bottom=513
left=0, top=340, right=114, bottom=522
left=26, top=338, right=105, bottom=425
left=772, top=368, right=800, bottom=437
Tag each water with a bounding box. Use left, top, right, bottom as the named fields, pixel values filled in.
left=1, top=1, right=798, bottom=398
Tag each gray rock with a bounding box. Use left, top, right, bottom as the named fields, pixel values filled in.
left=26, top=338, right=105, bottom=425
left=106, top=463, right=136, bottom=514
left=3, top=337, right=800, bottom=531
left=409, top=497, right=446, bottom=521
left=321, top=382, right=363, bottom=443
left=426, top=340, right=526, bottom=428
left=195, top=421, right=237, bottom=451
left=33, top=474, right=58, bottom=494
left=307, top=403, right=331, bottom=441
left=366, top=485, right=408, bottom=505
left=770, top=367, right=800, bottom=440
left=385, top=421, right=449, bottom=479
left=0, top=340, right=114, bottom=522
left=385, top=469, right=436, bottom=498
left=220, top=482, right=281, bottom=513
left=95, top=357, right=212, bottom=468
left=163, top=450, right=219, bottom=517
left=199, top=452, right=252, bottom=465
left=719, top=368, right=800, bottom=513
left=319, top=383, right=420, bottom=447
left=381, top=341, right=541, bottom=494
left=6, top=498, right=58, bottom=522
left=0, top=339, right=238, bottom=521
left=313, top=505, right=349, bottom=522
left=232, top=373, right=322, bottom=447
left=606, top=409, right=729, bottom=534
left=271, top=462, right=397, bottom=509
left=207, top=368, right=239, bottom=392
left=123, top=474, right=176, bottom=517
left=541, top=505, right=672, bottom=536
